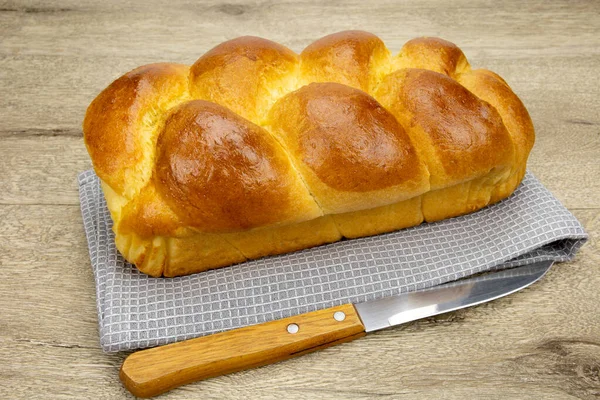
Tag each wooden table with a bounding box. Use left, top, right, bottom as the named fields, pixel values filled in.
left=1, top=1, right=599, bottom=398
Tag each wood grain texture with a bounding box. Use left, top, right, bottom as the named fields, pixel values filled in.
left=0, top=0, right=599, bottom=398
left=120, top=304, right=365, bottom=397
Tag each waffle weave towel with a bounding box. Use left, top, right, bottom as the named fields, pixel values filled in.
left=78, top=171, right=587, bottom=352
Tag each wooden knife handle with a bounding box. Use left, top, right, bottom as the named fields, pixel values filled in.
left=120, top=303, right=366, bottom=398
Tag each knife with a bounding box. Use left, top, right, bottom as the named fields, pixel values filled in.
left=120, top=260, right=553, bottom=397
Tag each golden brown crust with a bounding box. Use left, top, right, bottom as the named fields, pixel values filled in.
left=271, top=82, right=424, bottom=191
left=376, top=68, right=514, bottom=188
left=83, top=63, right=189, bottom=196
left=222, top=215, right=341, bottom=260
left=117, top=182, right=184, bottom=237
left=164, top=234, right=246, bottom=277
left=332, top=196, right=423, bottom=238
left=189, top=36, right=299, bottom=123
left=422, top=171, right=509, bottom=222
left=268, top=82, right=430, bottom=214
left=84, top=32, right=535, bottom=277
left=396, top=37, right=469, bottom=77
left=456, top=68, right=535, bottom=202
left=457, top=69, right=534, bottom=167
left=300, top=30, right=390, bottom=93
left=154, top=100, right=321, bottom=232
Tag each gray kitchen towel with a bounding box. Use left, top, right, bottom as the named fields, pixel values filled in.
left=78, top=171, right=587, bottom=352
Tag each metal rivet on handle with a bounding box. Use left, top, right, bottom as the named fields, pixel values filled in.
left=333, top=311, right=346, bottom=322
left=287, top=323, right=299, bottom=334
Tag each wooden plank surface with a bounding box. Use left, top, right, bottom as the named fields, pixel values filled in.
left=1, top=0, right=599, bottom=398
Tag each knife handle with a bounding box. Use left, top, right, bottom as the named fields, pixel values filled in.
left=120, top=303, right=366, bottom=398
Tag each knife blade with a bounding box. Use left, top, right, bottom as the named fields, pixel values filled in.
left=120, top=260, right=553, bottom=398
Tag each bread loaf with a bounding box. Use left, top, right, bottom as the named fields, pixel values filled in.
left=83, top=31, right=534, bottom=277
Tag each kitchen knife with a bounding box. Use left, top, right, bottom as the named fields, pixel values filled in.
left=120, top=260, right=553, bottom=397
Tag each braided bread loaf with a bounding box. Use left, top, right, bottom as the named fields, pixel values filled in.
left=83, top=31, right=534, bottom=277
